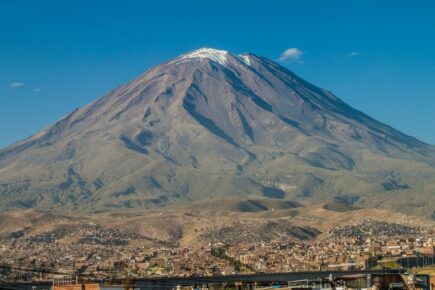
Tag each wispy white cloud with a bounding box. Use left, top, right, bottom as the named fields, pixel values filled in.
left=33, top=88, right=42, bottom=93
left=279, top=48, right=304, bottom=62
left=9, top=82, right=24, bottom=89
left=347, top=51, right=360, bottom=57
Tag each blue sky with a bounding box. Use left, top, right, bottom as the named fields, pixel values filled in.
left=1, top=0, right=435, bottom=148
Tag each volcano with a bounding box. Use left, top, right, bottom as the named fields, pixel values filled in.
left=1, top=48, right=434, bottom=215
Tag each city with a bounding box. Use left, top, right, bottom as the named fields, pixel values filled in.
left=1, top=220, right=433, bottom=282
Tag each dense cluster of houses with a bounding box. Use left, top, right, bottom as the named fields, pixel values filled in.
left=0, top=221, right=433, bottom=280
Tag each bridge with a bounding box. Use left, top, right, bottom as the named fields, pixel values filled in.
left=130, top=269, right=408, bottom=289
left=0, top=269, right=410, bottom=290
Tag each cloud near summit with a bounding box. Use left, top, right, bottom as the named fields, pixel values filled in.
left=279, top=48, right=303, bottom=61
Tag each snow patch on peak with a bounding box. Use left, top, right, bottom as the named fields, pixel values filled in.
left=173, top=48, right=230, bottom=65
left=238, top=54, right=251, bottom=66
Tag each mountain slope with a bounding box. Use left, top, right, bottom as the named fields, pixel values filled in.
left=1, top=48, right=434, bottom=216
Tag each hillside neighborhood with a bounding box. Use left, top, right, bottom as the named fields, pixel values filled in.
left=1, top=220, right=434, bottom=281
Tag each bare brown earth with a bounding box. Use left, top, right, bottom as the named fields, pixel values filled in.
left=1, top=200, right=433, bottom=247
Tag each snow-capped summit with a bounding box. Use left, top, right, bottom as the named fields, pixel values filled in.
left=171, top=48, right=254, bottom=67
left=173, top=48, right=230, bottom=65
